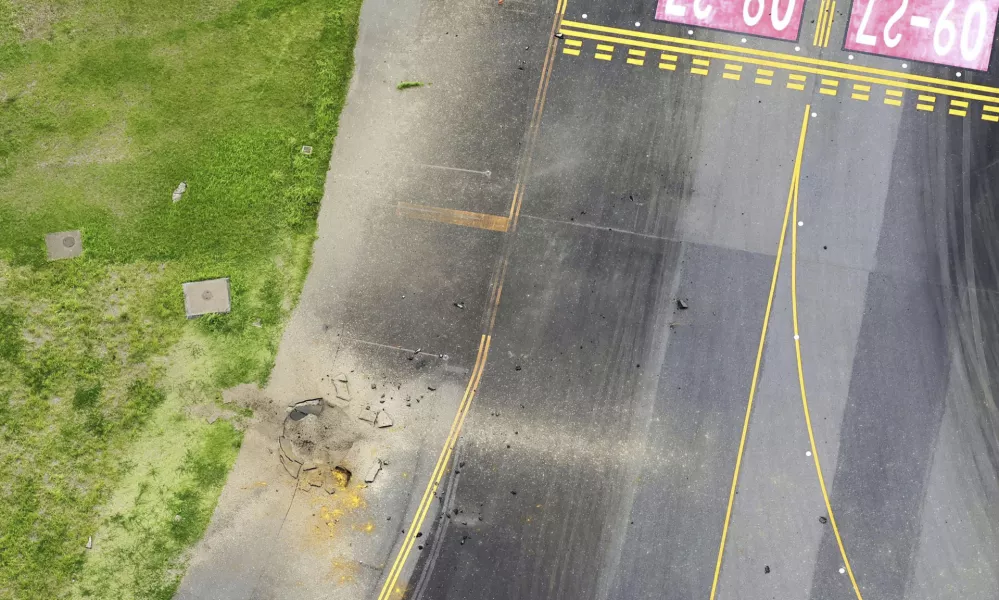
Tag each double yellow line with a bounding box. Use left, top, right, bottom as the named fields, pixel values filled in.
left=813, top=0, right=837, bottom=48
left=709, top=105, right=863, bottom=600
left=375, top=0, right=567, bottom=597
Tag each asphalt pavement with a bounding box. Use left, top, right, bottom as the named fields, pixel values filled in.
left=176, top=0, right=999, bottom=598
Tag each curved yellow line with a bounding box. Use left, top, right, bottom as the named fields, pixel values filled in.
left=709, top=104, right=812, bottom=600
left=790, top=132, right=864, bottom=600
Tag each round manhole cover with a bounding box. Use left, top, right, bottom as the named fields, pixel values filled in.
left=62, top=236, right=76, bottom=248
left=201, top=290, right=214, bottom=301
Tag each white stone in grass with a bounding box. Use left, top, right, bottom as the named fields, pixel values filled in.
left=172, top=181, right=187, bottom=203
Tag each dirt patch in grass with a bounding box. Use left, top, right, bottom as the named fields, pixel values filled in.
left=0, top=0, right=363, bottom=598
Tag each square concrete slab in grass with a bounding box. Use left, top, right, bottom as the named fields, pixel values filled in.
left=183, top=278, right=231, bottom=318
left=45, top=230, right=83, bottom=261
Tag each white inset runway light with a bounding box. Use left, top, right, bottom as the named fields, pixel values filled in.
left=848, top=54, right=854, bottom=60
left=839, top=568, right=846, bottom=574
left=794, top=334, right=800, bottom=340
left=688, top=29, right=694, bottom=35
left=902, top=63, right=908, bottom=68
left=741, top=38, right=747, bottom=43
left=635, top=21, right=641, bottom=26
left=798, top=221, right=803, bottom=226
left=795, top=46, right=801, bottom=51
left=582, top=13, right=587, bottom=18
left=811, top=112, right=817, bottom=117
left=806, top=451, right=812, bottom=457
left=956, top=72, right=962, bottom=77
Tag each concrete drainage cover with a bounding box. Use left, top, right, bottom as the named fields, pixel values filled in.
left=182, top=278, right=231, bottom=318
left=45, top=230, right=83, bottom=261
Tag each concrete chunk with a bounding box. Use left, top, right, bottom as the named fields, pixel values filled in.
left=334, top=380, right=351, bottom=402
left=375, top=410, right=394, bottom=428
left=358, top=408, right=377, bottom=424
left=364, top=459, right=382, bottom=483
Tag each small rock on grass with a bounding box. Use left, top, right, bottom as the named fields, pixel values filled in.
left=86, top=536, right=93, bottom=550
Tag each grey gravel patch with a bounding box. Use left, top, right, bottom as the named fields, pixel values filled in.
left=45, top=230, right=83, bottom=261
left=183, top=277, right=231, bottom=318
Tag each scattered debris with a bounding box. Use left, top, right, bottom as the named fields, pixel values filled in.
left=358, top=408, right=377, bottom=424
left=336, top=373, right=349, bottom=383
left=453, top=300, right=465, bottom=309
left=86, top=536, right=93, bottom=550
left=818, top=516, right=828, bottom=524
left=45, top=230, right=83, bottom=261
left=515, top=365, right=521, bottom=371
left=251, top=319, right=262, bottom=328
left=375, top=410, right=394, bottom=428
left=677, top=298, right=689, bottom=310
left=364, top=459, right=382, bottom=483
left=301, top=145, right=313, bottom=155
left=427, top=385, right=437, bottom=391
left=764, top=565, right=771, bottom=574
left=172, top=181, right=187, bottom=203
left=555, top=32, right=564, bottom=38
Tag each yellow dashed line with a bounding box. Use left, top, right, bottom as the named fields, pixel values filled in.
left=851, top=93, right=869, bottom=101
left=627, top=58, right=644, bottom=66
left=564, top=39, right=582, bottom=47
left=595, top=53, right=612, bottom=61
left=692, top=67, right=709, bottom=75
left=563, top=47, right=580, bottom=56
left=693, top=58, right=710, bottom=66
left=951, top=99, right=969, bottom=107
left=788, top=83, right=805, bottom=91
left=983, top=105, right=999, bottom=113
left=724, top=73, right=741, bottom=80
left=725, top=64, right=744, bottom=72
left=820, top=88, right=837, bottom=95
left=661, top=53, right=678, bottom=61
left=853, top=84, right=870, bottom=92
left=659, top=62, right=677, bottom=70
left=758, top=68, right=775, bottom=76
left=885, top=89, right=903, bottom=97
left=918, top=94, right=936, bottom=102
left=884, top=98, right=902, bottom=106
left=821, top=79, right=839, bottom=87
left=596, top=44, right=614, bottom=51
left=789, top=73, right=807, bottom=81
left=629, top=49, right=646, bottom=57
left=917, top=104, right=935, bottom=111
left=983, top=114, right=999, bottom=121
left=949, top=109, right=967, bottom=117
left=756, top=78, right=773, bottom=85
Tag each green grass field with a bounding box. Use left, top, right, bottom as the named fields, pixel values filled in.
left=0, top=0, right=362, bottom=597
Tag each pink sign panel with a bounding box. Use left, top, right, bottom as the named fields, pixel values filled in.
left=655, top=0, right=806, bottom=41
left=844, top=0, right=999, bottom=70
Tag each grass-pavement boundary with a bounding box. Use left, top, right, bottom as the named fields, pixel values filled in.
left=0, top=0, right=363, bottom=598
